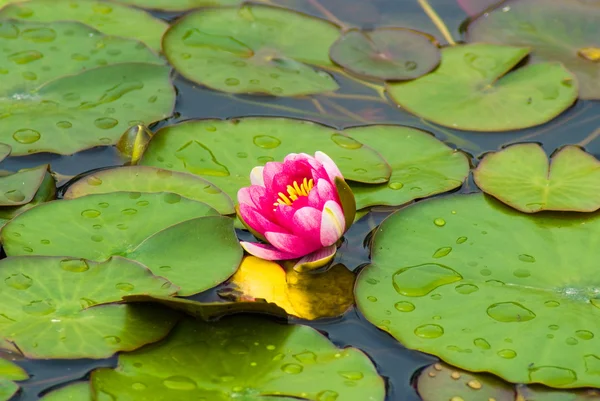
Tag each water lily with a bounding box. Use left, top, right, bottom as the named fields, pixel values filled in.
left=237, top=151, right=356, bottom=271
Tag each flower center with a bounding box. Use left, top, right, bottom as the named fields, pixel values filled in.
left=273, top=178, right=314, bottom=209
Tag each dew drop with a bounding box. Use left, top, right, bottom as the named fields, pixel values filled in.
left=8, top=50, right=42, bottom=64
left=12, top=128, right=40, bottom=144
left=91, top=235, right=103, bottom=242
left=4, top=190, right=25, bottom=203
left=121, top=208, right=137, bottom=215
left=367, top=296, right=377, bottom=302
left=56, top=121, right=72, bottom=129
left=5, top=273, right=32, bottom=290
left=81, top=209, right=101, bottom=218
left=433, top=218, right=446, bottom=227
left=393, top=263, right=462, bottom=297
left=23, top=300, right=55, bottom=316
left=455, top=284, right=479, bottom=295
left=432, top=247, right=452, bottom=258
left=518, top=254, right=536, bottom=263
left=281, top=363, right=303, bottom=374
left=164, top=193, right=181, bottom=204
left=584, top=355, right=600, bottom=375
left=513, top=268, right=531, bottom=278
left=86, top=176, right=102, bottom=186
left=94, top=117, right=118, bottom=130
left=60, top=258, right=89, bottom=272
left=473, top=338, right=490, bottom=349
left=339, top=371, right=363, bottom=380
left=566, top=337, right=578, bottom=345
left=331, top=133, right=362, bottom=149
left=487, top=302, right=536, bottom=322
left=316, top=390, right=339, bottom=401
left=104, top=335, right=121, bottom=345
left=115, top=282, right=134, bottom=292
left=388, top=182, right=404, bottom=190
left=414, top=324, right=444, bottom=339
left=80, top=297, right=97, bottom=308
left=544, top=300, right=560, bottom=308
left=22, top=27, right=56, bottom=42
left=394, top=301, right=415, bottom=312
left=456, top=236, right=467, bottom=244
left=162, top=376, right=198, bottom=390
left=529, top=366, right=577, bottom=386
left=576, top=330, right=594, bottom=340
left=497, top=349, right=516, bottom=359
left=293, top=351, right=317, bottom=364
left=253, top=135, right=281, bottom=149
left=225, top=78, right=240, bottom=86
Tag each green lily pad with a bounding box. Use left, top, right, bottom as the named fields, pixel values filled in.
left=0, top=19, right=174, bottom=155
left=1, top=193, right=224, bottom=291
left=140, top=118, right=392, bottom=201
left=162, top=4, right=340, bottom=96
left=64, top=166, right=235, bottom=215
left=91, top=316, right=385, bottom=400
left=113, top=0, right=240, bottom=11
left=0, top=0, right=169, bottom=52
left=0, top=145, right=10, bottom=163
left=0, top=358, right=27, bottom=401
left=329, top=28, right=440, bottom=81
left=40, top=382, right=92, bottom=401
left=356, top=193, right=600, bottom=388
left=127, top=216, right=242, bottom=295
left=0, top=169, right=55, bottom=225
left=0, top=256, right=178, bottom=358
left=344, top=126, right=469, bottom=210
left=517, top=384, right=600, bottom=400
left=474, top=144, right=600, bottom=213
left=123, top=294, right=288, bottom=320
left=387, top=44, right=578, bottom=131
left=466, top=0, right=600, bottom=100
left=417, top=362, right=514, bottom=401
left=0, top=164, right=47, bottom=206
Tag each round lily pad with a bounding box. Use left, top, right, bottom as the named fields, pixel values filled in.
left=417, top=362, right=514, bottom=401
left=40, top=382, right=91, bottom=401
left=0, top=19, right=174, bottom=155
left=127, top=216, right=243, bottom=295
left=0, top=0, right=169, bottom=52
left=64, top=166, right=235, bottom=215
left=113, top=0, right=240, bottom=11
left=0, top=164, right=47, bottom=206
left=226, top=256, right=356, bottom=320
left=387, top=44, right=578, bottom=131
left=0, top=256, right=178, bottom=358
left=123, top=294, right=288, bottom=321
left=466, top=0, right=600, bottom=99
left=1, top=192, right=218, bottom=260
left=0, top=169, right=55, bottom=225
left=140, top=117, right=391, bottom=201
left=0, top=358, right=27, bottom=401
left=474, top=144, right=600, bottom=213
left=356, top=193, right=600, bottom=388
left=91, top=316, right=386, bottom=400
left=329, top=28, right=440, bottom=81
left=162, top=4, right=340, bottom=96
left=344, top=125, right=469, bottom=210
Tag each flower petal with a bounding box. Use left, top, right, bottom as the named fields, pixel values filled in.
left=240, top=241, right=299, bottom=260
left=265, top=231, right=319, bottom=256
left=263, top=161, right=285, bottom=189
left=250, top=166, right=265, bottom=186
left=293, top=245, right=337, bottom=272
left=291, top=207, right=322, bottom=246
left=320, top=200, right=345, bottom=246
left=239, top=204, right=288, bottom=236
left=315, top=151, right=343, bottom=183
left=237, top=185, right=272, bottom=215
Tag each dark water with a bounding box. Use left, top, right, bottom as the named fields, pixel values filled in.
left=4, top=0, right=600, bottom=399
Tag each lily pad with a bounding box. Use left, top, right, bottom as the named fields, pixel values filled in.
left=344, top=126, right=469, bottom=210
left=516, top=384, right=600, bottom=400
left=0, top=0, right=169, bottom=52
left=40, top=382, right=92, bottom=401
left=0, top=19, right=174, bottom=155
left=329, top=28, right=440, bottom=81
left=0, top=358, right=27, bottom=401
left=91, top=316, right=386, bottom=400
left=474, top=144, right=600, bottom=213
left=0, top=164, right=47, bottom=206
left=0, top=169, right=55, bottom=225
left=0, top=256, right=178, bottom=358
left=162, top=4, right=340, bottom=96
left=127, top=216, right=243, bottom=295
left=225, top=256, right=355, bottom=320
left=1, top=192, right=217, bottom=259
left=113, top=0, right=240, bottom=11
left=140, top=118, right=391, bottom=202
left=123, top=294, right=288, bottom=321
left=356, top=193, right=600, bottom=388
left=387, top=44, right=578, bottom=131
left=63, top=166, right=235, bottom=215
left=417, top=362, right=514, bottom=401
left=466, top=0, right=600, bottom=99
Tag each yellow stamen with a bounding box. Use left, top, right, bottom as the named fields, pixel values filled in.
left=274, top=178, right=315, bottom=209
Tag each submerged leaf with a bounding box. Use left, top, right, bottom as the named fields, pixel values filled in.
left=163, top=4, right=340, bottom=96
left=387, top=44, right=578, bottom=131
left=474, top=144, right=600, bottom=212
left=91, top=316, right=386, bottom=400
left=356, top=193, right=600, bottom=388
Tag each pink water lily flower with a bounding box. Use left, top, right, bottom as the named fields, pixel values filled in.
left=237, top=151, right=355, bottom=271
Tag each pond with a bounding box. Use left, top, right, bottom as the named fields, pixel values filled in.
left=0, top=0, right=598, bottom=400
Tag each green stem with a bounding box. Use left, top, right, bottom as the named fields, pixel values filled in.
left=417, top=0, right=456, bottom=45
